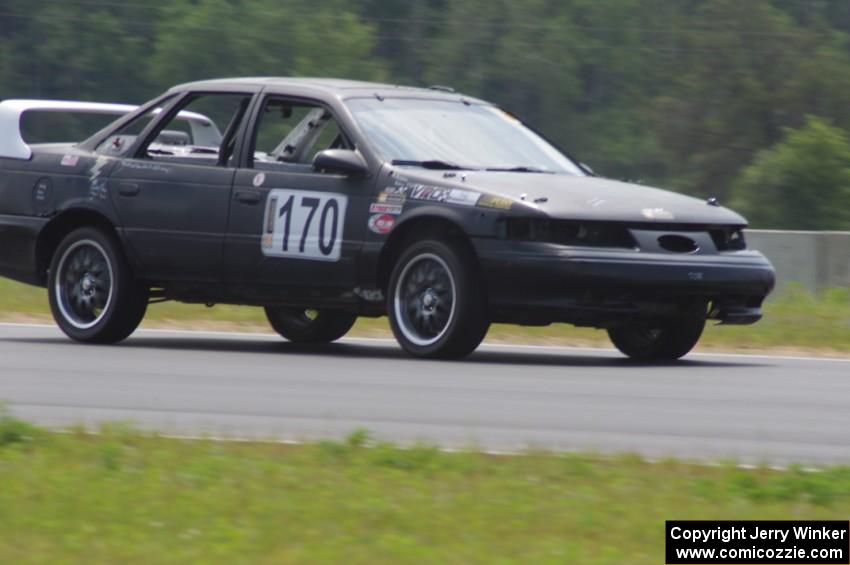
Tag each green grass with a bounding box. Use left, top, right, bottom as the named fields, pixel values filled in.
left=1, top=414, right=849, bottom=564
left=1, top=278, right=848, bottom=353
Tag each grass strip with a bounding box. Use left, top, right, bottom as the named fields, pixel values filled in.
left=1, top=414, right=849, bottom=564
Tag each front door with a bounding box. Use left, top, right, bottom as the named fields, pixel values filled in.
left=225, top=96, right=372, bottom=303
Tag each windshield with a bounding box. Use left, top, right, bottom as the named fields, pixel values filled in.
left=346, top=98, right=584, bottom=175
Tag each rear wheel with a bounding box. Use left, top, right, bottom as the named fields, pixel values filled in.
left=48, top=227, right=148, bottom=343
left=388, top=239, right=489, bottom=359
left=607, top=318, right=706, bottom=360
left=265, top=307, right=357, bottom=343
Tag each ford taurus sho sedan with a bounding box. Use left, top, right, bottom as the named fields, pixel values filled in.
left=0, top=78, right=775, bottom=359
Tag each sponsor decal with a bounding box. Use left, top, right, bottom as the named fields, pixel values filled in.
left=369, top=202, right=403, bottom=215
left=384, top=178, right=479, bottom=206
left=33, top=177, right=54, bottom=214
left=89, top=179, right=108, bottom=200
left=33, top=178, right=52, bottom=202
left=368, top=213, right=395, bottom=235
left=478, top=194, right=513, bottom=210
left=253, top=172, right=266, bottom=187
left=408, top=184, right=480, bottom=206
left=641, top=207, right=675, bottom=220
left=409, top=184, right=443, bottom=201
left=120, top=159, right=170, bottom=174
left=446, top=188, right=480, bottom=206
left=377, top=190, right=406, bottom=204
left=60, top=154, right=79, bottom=167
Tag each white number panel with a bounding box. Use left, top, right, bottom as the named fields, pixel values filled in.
left=261, top=189, right=348, bottom=262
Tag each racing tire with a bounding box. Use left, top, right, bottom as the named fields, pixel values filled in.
left=388, top=239, right=489, bottom=359
left=265, top=307, right=357, bottom=343
left=48, top=227, right=149, bottom=344
left=607, top=318, right=706, bottom=360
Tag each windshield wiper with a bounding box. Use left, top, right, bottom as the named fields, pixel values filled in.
left=484, top=166, right=553, bottom=173
left=392, top=159, right=477, bottom=170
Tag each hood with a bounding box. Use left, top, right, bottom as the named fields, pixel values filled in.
left=406, top=170, right=746, bottom=225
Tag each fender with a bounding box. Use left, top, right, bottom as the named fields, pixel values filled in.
left=35, top=205, right=140, bottom=284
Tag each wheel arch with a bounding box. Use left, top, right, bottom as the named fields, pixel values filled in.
left=35, top=209, right=124, bottom=284
left=375, top=211, right=481, bottom=293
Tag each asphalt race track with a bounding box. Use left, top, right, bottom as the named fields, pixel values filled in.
left=1, top=323, right=848, bottom=466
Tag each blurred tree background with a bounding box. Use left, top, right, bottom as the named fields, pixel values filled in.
left=0, top=0, right=848, bottom=229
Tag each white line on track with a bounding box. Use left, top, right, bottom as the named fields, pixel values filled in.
left=1, top=321, right=847, bottom=363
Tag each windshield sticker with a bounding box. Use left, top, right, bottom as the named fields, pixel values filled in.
left=478, top=195, right=513, bottom=210
left=60, top=154, right=79, bottom=167
left=370, top=202, right=403, bottom=215
left=368, top=213, right=396, bottom=235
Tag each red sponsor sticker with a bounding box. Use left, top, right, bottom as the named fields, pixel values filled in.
left=369, top=202, right=403, bottom=215
left=368, top=213, right=395, bottom=235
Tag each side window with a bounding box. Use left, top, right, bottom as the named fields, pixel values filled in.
left=251, top=98, right=351, bottom=172
left=139, top=93, right=252, bottom=166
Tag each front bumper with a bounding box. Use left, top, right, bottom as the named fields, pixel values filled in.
left=472, top=238, right=776, bottom=326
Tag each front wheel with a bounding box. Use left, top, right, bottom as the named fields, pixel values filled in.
left=265, top=307, right=357, bottom=343
left=388, top=239, right=489, bottom=359
left=48, top=227, right=148, bottom=343
left=607, top=318, right=706, bottom=360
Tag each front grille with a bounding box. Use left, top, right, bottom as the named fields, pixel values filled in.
left=501, top=219, right=747, bottom=251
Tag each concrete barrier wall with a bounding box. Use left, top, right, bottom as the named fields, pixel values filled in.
left=746, top=230, right=850, bottom=293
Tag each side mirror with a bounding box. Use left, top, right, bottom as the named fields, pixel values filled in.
left=313, top=149, right=369, bottom=176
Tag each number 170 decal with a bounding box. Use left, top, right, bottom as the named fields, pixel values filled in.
left=262, top=189, right=348, bottom=261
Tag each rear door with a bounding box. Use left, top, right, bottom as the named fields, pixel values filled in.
left=225, top=95, right=373, bottom=302
left=106, top=92, right=254, bottom=283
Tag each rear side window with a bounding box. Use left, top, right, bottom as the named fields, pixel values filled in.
left=96, top=93, right=252, bottom=167
left=95, top=110, right=160, bottom=156
left=138, top=93, right=252, bottom=166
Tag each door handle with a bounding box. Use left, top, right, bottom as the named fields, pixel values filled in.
left=235, top=190, right=261, bottom=204
left=118, top=182, right=140, bottom=197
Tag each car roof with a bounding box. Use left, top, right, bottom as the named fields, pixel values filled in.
left=169, top=77, right=487, bottom=104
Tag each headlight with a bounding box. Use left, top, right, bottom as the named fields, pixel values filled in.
left=500, top=218, right=636, bottom=249
left=709, top=227, right=747, bottom=251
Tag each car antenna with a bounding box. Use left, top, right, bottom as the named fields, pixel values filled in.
left=428, top=85, right=455, bottom=93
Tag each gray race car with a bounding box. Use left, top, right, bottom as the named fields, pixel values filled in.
left=0, top=77, right=775, bottom=359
